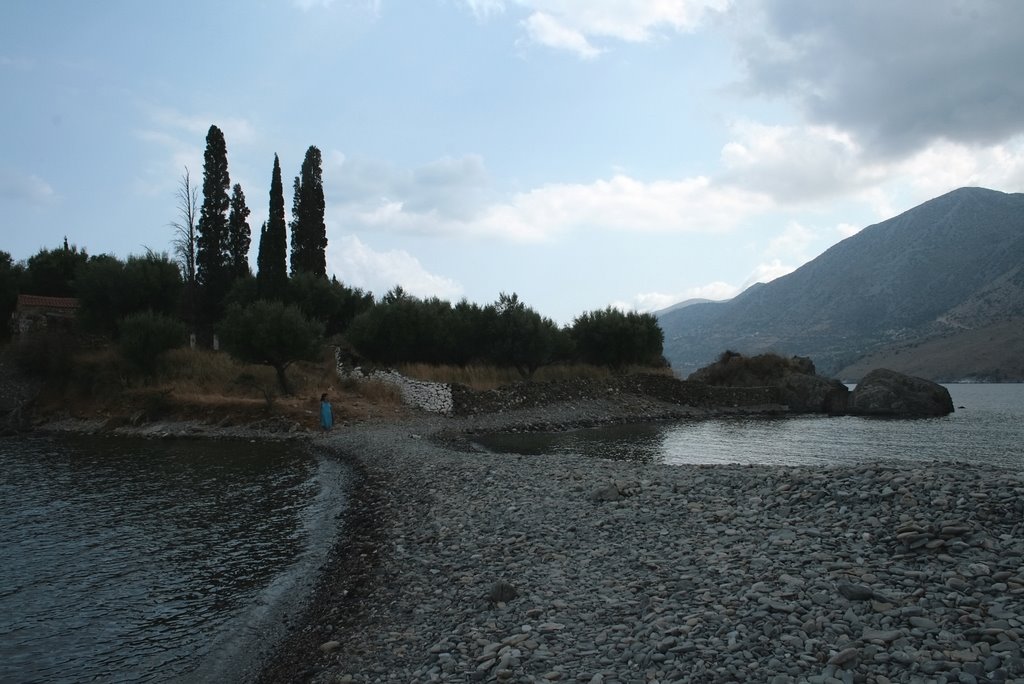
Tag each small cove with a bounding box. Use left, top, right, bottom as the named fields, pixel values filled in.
left=0, top=434, right=349, bottom=683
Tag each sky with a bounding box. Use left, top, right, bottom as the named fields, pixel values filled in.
left=2, top=1, right=1023, bottom=324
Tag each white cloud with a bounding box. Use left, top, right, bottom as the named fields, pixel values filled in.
left=893, top=136, right=1024, bottom=200
left=469, top=0, right=728, bottom=55
left=330, top=152, right=773, bottom=242
left=836, top=222, right=861, bottom=239
left=469, top=174, right=771, bottom=241
left=719, top=121, right=887, bottom=202
left=742, top=259, right=793, bottom=288
left=293, top=0, right=382, bottom=15
left=522, top=12, right=601, bottom=59
left=327, top=234, right=463, bottom=300
left=150, top=108, right=256, bottom=147
left=464, top=0, right=506, bottom=19
left=718, top=119, right=1024, bottom=223
left=0, top=169, right=56, bottom=204
left=618, top=281, right=741, bottom=314
left=765, top=221, right=814, bottom=260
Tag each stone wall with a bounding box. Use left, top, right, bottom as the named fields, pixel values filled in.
left=336, top=349, right=782, bottom=417
left=335, top=350, right=454, bottom=415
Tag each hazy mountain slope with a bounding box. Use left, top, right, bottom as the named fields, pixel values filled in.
left=835, top=319, right=1024, bottom=383
left=659, top=187, right=1024, bottom=379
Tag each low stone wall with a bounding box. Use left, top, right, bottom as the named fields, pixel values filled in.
left=335, top=351, right=454, bottom=415
left=335, top=351, right=782, bottom=418
left=450, top=373, right=783, bottom=416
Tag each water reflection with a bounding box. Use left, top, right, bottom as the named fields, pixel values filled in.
left=473, top=385, right=1024, bottom=469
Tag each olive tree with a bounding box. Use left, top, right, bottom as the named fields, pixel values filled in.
left=218, top=300, right=324, bottom=395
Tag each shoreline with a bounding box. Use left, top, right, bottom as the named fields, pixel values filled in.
left=26, top=397, right=1024, bottom=683
left=251, top=407, right=1024, bottom=683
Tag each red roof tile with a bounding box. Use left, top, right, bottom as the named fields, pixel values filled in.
left=16, top=294, right=80, bottom=309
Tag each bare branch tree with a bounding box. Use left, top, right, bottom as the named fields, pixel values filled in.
left=170, top=167, right=199, bottom=286
left=171, top=167, right=199, bottom=334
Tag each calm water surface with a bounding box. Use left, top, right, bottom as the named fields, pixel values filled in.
left=0, top=435, right=348, bottom=683
left=475, top=384, right=1024, bottom=469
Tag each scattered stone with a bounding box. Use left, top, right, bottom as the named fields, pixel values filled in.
left=488, top=580, right=518, bottom=604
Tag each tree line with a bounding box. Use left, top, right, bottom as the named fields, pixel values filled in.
left=1, top=124, right=666, bottom=392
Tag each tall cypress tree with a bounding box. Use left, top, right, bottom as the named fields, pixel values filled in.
left=289, top=145, right=327, bottom=278
left=227, top=183, right=251, bottom=279
left=289, top=175, right=302, bottom=276
left=257, top=154, right=288, bottom=300
left=196, top=124, right=231, bottom=320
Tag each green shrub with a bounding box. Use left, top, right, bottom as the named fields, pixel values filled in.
left=218, top=300, right=324, bottom=395
left=118, top=311, right=186, bottom=375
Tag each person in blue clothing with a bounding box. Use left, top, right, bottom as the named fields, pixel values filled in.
left=320, top=392, right=334, bottom=432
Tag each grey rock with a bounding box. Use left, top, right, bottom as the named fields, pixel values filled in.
left=849, top=368, right=954, bottom=417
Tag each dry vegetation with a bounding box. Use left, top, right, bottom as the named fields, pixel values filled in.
left=35, top=345, right=406, bottom=428
left=16, top=339, right=675, bottom=429
left=396, top=362, right=674, bottom=390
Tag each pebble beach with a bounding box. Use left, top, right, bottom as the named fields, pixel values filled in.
left=259, top=403, right=1024, bottom=684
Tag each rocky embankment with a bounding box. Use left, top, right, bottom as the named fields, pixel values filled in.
left=262, top=412, right=1024, bottom=684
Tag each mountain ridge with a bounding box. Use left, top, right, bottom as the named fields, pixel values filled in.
left=658, top=187, right=1024, bottom=381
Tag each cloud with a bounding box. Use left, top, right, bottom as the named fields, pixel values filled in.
left=467, top=175, right=771, bottom=241
left=464, top=0, right=506, bottom=19
left=468, top=0, right=729, bottom=55
left=742, top=258, right=794, bottom=288
left=765, top=221, right=815, bottom=260
left=0, top=169, right=56, bottom=205
left=731, top=0, right=1024, bottom=156
left=332, top=155, right=773, bottom=242
left=292, top=0, right=382, bottom=14
left=894, top=136, right=1024, bottom=199
left=148, top=107, right=256, bottom=146
left=718, top=117, right=1024, bottom=214
left=836, top=222, right=861, bottom=239
left=719, top=121, right=887, bottom=202
left=522, top=12, right=601, bottom=59
left=327, top=234, right=463, bottom=300
left=619, top=282, right=739, bottom=313
left=328, top=153, right=493, bottom=228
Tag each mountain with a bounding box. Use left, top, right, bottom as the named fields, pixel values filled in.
left=653, top=297, right=719, bottom=316
left=658, top=187, right=1024, bottom=381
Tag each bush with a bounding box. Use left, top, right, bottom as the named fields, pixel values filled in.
left=570, top=307, right=665, bottom=369
left=78, top=252, right=183, bottom=335
left=688, top=351, right=816, bottom=386
left=218, top=300, right=324, bottom=395
left=118, top=311, right=186, bottom=375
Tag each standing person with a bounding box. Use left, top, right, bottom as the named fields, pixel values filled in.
left=320, top=392, right=333, bottom=432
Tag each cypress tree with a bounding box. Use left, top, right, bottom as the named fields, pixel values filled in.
left=227, top=183, right=251, bottom=279
left=196, top=124, right=231, bottom=319
left=289, top=145, right=327, bottom=278
left=257, top=154, right=288, bottom=300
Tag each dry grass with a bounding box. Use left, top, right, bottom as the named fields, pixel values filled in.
left=396, top=362, right=674, bottom=390
left=45, top=344, right=405, bottom=425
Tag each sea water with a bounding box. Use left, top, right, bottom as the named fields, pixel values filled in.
left=473, top=384, right=1024, bottom=469
left=0, top=434, right=348, bottom=683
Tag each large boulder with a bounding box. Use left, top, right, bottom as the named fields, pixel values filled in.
left=778, top=374, right=849, bottom=414
left=849, top=368, right=953, bottom=417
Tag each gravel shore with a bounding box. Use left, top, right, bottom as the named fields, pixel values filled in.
left=258, top=403, right=1024, bottom=684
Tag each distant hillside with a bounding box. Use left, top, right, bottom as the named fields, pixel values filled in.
left=653, top=297, right=718, bottom=316
left=658, top=187, right=1024, bottom=381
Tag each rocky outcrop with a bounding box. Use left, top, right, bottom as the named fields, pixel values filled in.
left=849, top=368, right=954, bottom=417
left=688, top=352, right=848, bottom=414
left=777, top=374, right=849, bottom=414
